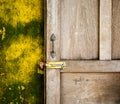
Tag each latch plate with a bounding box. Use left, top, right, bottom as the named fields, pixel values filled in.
left=46, top=62, right=66, bottom=69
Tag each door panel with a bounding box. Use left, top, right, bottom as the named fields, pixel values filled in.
left=60, top=0, right=99, bottom=60
left=61, top=73, right=120, bottom=104
left=112, top=0, right=120, bottom=59
left=45, top=0, right=120, bottom=104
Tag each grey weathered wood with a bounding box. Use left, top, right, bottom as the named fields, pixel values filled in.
left=45, top=0, right=60, bottom=104
left=61, top=73, right=120, bottom=104
left=100, top=0, right=112, bottom=60
left=61, top=61, right=120, bottom=72
left=46, top=0, right=60, bottom=61
left=60, top=0, right=98, bottom=60
left=46, top=69, right=60, bottom=104
left=112, top=0, right=120, bottom=59
left=45, top=0, right=120, bottom=104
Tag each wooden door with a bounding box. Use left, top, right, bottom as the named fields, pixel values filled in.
left=45, top=0, right=120, bottom=104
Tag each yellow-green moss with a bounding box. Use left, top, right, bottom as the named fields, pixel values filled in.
left=0, top=0, right=44, bottom=103
left=5, top=34, right=44, bottom=83
left=0, top=0, right=43, bottom=27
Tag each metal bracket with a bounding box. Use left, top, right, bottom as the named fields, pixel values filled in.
left=39, top=62, right=66, bottom=70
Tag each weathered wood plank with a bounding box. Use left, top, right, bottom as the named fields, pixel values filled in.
left=60, top=0, right=99, bottom=60
left=112, top=0, right=120, bottom=59
left=46, top=69, right=60, bottom=104
left=45, top=0, right=60, bottom=61
left=45, top=0, right=60, bottom=104
left=61, top=61, right=120, bottom=72
left=61, top=73, right=120, bottom=104
left=100, top=0, right=112, bottom=60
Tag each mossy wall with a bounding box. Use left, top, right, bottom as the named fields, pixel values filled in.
left=0, top=0, right=44, bottom=103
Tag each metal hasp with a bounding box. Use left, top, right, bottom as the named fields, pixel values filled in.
left=46, top=62, right=66, bottom=70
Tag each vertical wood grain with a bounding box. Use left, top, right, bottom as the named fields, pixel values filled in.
left=45, top=0, right=60, bottom=104
left=46, top=0, right=60, bottom=62
left=112, top=0, right=120, bottom=59
left=46, top=69, right=60, bottom=104
left=100, top=0, right=112, bottom=60
left=60, top=0, right=99, bottom=60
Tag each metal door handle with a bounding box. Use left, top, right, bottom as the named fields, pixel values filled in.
left=50, top=33, right=56, bottom=58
